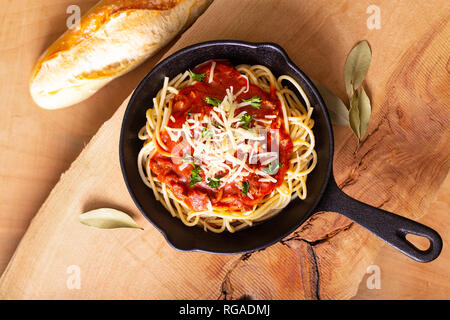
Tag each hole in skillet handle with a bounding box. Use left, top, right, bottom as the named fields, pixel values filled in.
left=315, top=176, right=443, bottom=263
left=404, top=233, right=432, bottom=251
left=398, top=229, right=437, bottom=256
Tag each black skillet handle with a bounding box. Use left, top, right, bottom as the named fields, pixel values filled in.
left=315, top=176, right=443, bottom=262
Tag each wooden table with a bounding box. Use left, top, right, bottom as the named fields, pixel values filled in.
left=0, top=0, right=448, bottom=299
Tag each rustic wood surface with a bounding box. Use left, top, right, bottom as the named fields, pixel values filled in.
left=0, top=0, right=449, bottom=299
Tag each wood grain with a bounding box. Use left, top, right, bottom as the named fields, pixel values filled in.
left=0, top=0, right=449, bottom=299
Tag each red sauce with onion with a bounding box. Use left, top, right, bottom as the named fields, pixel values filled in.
left=149, top=61, right=293, bottom=211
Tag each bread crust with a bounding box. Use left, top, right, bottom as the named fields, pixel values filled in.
left=30, top=0, right=212, bottom=109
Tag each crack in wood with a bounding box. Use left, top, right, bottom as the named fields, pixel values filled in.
left=217, top=221, right=354, bottom=300
left=339, top=114, right=389, bottom=191
left=282, top=221, right=354, bottom=246
left=339, top=139, right=383, bottom=190
left=217, top=250, right=259, bottom=300
left=308, top=241, right=321, bottom=300
left=280, top=223, right=355, bottom=299
left=279, top=239, right=321, bottom=299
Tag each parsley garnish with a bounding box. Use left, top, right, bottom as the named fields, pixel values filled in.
left=189, top=165, right=202, bottom=187
left=263, top=161, right=284, bottom=175
left=189, top=70, right=206, bottom=82
left=240, top=113, right=253, bottom=129
left=207, top=177, right=221, bottom=189
left=205, top=96, right=222, bottom=106
left=202, top=128, right=213, bottom=138
left=241, top=181, right=250, bottom=196
left=212, top=121, right=222, bottom=128
left=242, top=96, right=262, bottom=109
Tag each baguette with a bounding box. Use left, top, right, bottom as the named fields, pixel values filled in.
left=30, top=0, right=213, bottom=109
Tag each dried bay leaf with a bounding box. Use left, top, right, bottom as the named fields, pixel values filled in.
left=358, top=87, right=371, bottom=138
left=344, top=40, right=372, bottom=96
left=313, top=80, right=349, bottom=126
left=349, top=91, right=361, bottom=138
left=79, top=208, right=143, bottom=230
left=349, top=87, right=371, bottom=139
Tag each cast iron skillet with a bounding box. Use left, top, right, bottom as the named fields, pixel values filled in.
left=119, top=40, right=442, bottom=262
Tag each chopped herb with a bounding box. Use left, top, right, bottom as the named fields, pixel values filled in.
left=240, top=113, right=253, bottom=129
left=189, top=70, right=206, bottom=82
left=241, top=181, right=250, bottom=196
left=242, top=96, right=262, bottom=109
left=212, top=121, right=223, bottom=128
left=187, top=111, right=191, bottom=116
left=207, top=177, right=221, bottom=189
left=205, top=96, right=222, bottom=106
left=202, top=128, right=213, bottom=138
left=189, top=165, right=202, bottom=187
left=263, top=161, right=283, bottom=175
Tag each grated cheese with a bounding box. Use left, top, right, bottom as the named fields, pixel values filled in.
left=208, top=61, right=216, bottom=83
left=162, top=85, right=281, bottom=187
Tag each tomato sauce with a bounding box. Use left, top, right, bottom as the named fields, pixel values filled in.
left=149, top=61, right=293, bottom=212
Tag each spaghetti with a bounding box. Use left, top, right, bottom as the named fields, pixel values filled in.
left=137, top=60, right=317, bottom=233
